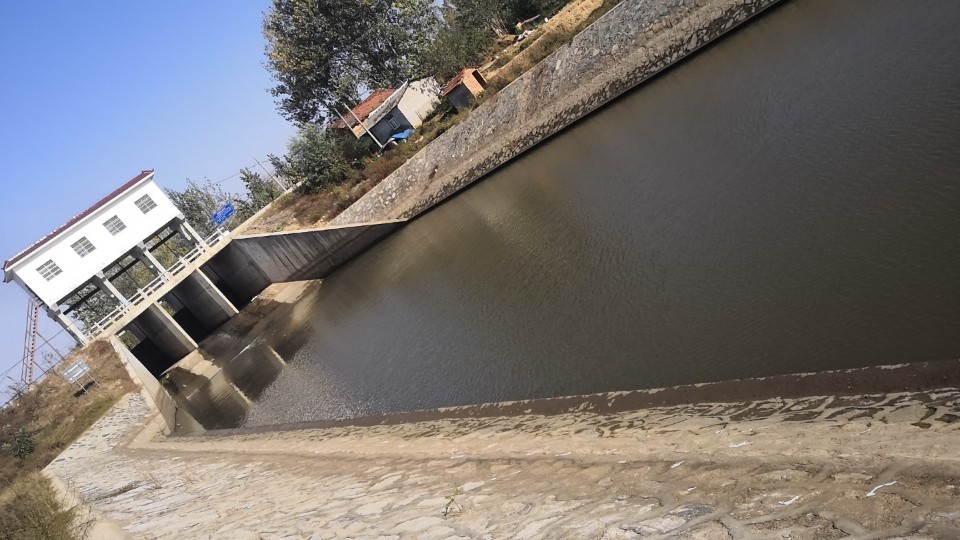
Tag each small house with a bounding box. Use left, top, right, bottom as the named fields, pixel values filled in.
left=442, top=68, right=488, bottom=112
left=332, top=78, right=440, bottom=148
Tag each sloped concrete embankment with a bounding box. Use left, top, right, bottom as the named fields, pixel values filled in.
left=46, top=380, right=960, bottom=538
left=331, top=0, right=780, bottom=226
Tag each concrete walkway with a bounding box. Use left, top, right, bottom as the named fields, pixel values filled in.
left=46, top=386, right=960, bottom=539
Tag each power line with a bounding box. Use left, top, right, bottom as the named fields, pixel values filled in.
left=1, top=325, right=70, bottom=385
left=0, top=326, right=74, bottom=409
left=0, top=355, right=73, bottom=410
left=200, top=159, right=277, bottom=187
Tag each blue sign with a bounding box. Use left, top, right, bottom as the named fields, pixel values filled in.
left=212, top=202, right=235, bottom=226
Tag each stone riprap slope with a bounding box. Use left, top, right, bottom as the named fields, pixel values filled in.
left=331, top=0, right=779, bottom=226
left=47, top=388, right=960, bottom=538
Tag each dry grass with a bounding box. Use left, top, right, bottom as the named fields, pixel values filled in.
left=0, top=474, right=78, bottom=540
left=242, top=106, right=472, bottom=234
left=486, top=0, right=622, bottom=92
left=0, top=340, right=135, bottom=538
left=0, top=341, right=135, bottom=481
left=239, top=152, right=414, bottom=234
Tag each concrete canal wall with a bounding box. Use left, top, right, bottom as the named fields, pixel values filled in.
left=331, top=0, right=781, bottom=226
left=228, top=220, right=406, bottom=283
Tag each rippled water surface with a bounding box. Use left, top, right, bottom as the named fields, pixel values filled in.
left=180, top=0, right=960, bottom=429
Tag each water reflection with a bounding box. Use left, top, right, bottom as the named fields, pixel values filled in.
left=174, top=0, right=960, bottom=430
left=163, top=342, right=283, bottom=431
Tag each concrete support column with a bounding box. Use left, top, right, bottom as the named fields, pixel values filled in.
left=46, top=308, right=88, bottom=345
left=194, top=269, right=239, bottom=316
left=176, top=217, right=206, bottom=248
left=136, top=303, right=198, bottom=360
left=92, top=273, right=128, bottom=305
left=132, top=243, right=166, bottom=279
left=165, top=270, right=239, bottom=332
left=203, top=246, right=272, bottom=308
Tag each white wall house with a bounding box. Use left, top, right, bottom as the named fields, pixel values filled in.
left=3, top=170, right=205, bottom=342
left=396, top=78, right=442, bottom=127
left=334, top=78, right=441, bottom=147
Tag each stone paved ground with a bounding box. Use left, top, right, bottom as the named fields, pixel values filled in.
left=47, top=388, right=960, bottom=539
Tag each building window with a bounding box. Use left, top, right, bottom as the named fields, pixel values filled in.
left=104, top=215, right=126, bottom=235
left=71, top=237, right=96, bottom=258
left=387, top=116, right=400, bottom=130
left=37, top=260, right=62, bottom=281
left=135, top=194, right=157, bottom=214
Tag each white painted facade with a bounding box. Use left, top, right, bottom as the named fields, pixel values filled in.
left=3, top=171, right=182, bottom=308
left=362, top=79, right=442, bottom=145
left=396, top=78, right=441, bottom=127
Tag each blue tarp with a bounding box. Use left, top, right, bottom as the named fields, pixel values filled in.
left=391, top=128, right=415, bottom=140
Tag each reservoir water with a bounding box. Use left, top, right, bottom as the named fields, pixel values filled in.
left=173, top=0, right=960, bottom=429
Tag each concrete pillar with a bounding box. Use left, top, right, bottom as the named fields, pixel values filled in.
left=92, top=273, right=128, bottom=305
left=196, top=269, right=239, bottom=315
left=135, top=303, right=197, bottom=360
left=176, top=217, right=206, bottom=248
left=132, top=243, right=166, bottom=278
left=166, top=270, right=239, bottom=331
left=203, top=245, right=271, bottom=308
left=267, top=346, right=286, bottom=366
left=108, top=335, right=161, bottom=409
left=46, top=308, right=88, bottom=345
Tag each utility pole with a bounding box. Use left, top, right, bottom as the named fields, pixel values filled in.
left=253, top=157, right=288, bottom=191
left=340, top=101, right=384, bottom=150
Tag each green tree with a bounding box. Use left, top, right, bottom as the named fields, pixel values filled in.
left=422, top=7, right=494, bottom=80
left=165, top=179, right=244, bottom=237
left=263, top=0, right=440, bottom=124
left=421, top=0, right=570, bottom=79
left=63, top=285, right=120, bottom=332
left=505, top=0, right=567, bottom=24
left=236, top=169, right=284, bottom=222
left=269, top=124, right=352, bottom=191
left=447, top=0, right=511, bottom=36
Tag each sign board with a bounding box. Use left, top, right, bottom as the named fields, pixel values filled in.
left=63, top=361, right=91, bottom=384
left=212, top=202, right=235, bottom=226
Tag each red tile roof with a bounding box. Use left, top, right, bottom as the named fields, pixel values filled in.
left=3, top=170, right=155, bottom=272
left=442, top=68, right=479, bottom=96
left=331, top=89, right=397, bottom=130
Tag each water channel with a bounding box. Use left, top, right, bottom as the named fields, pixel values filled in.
left=172, top=0, right=960, bottom=430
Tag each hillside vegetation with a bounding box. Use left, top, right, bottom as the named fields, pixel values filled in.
left=0, top=341, right=134, bottom=539
left=240, top=0, right=625, bottom=235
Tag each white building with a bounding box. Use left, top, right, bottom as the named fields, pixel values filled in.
left=3, top=170, right=213, bottom=343
left=333, top=78, right=441, bottom=148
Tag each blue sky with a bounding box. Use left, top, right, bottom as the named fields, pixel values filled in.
left=0, top=3, right=295, bottom=383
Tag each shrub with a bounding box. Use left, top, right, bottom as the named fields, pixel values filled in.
left=9, top=428, right=36, bottom=462
left=271, top=124, right=352, bottom=192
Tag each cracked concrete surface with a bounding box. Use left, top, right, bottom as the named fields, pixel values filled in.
left=46, top=386, right=960, bottom=538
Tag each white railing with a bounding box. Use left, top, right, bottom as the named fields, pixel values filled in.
left=86, top=229, right=231, bottom=337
